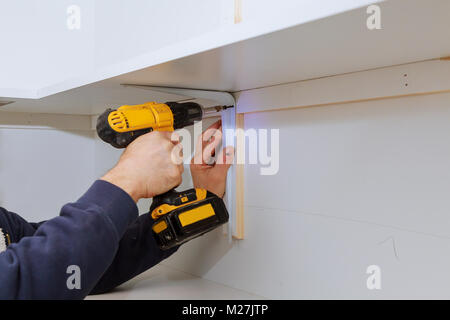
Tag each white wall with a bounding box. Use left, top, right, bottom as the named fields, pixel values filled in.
left=163, top=92, right=450, bottom=299
left=5, top=95, right=450, bottom=299
left=0, top=127, right=95, bottom=222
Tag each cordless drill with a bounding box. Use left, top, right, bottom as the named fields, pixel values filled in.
left=96, top=101, right=232, bottom=250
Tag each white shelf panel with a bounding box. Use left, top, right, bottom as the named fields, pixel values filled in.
left=109, top=0, right=450, bottom=93
left=2, top=0, right=449, bottom=115
left=0, top=0, right=374, bottom=100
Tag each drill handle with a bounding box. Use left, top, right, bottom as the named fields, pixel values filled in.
left=149, top=188, right=177, bottom=213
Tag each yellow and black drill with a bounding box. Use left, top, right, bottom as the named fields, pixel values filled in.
left=96, top=101, right=232, bottom=250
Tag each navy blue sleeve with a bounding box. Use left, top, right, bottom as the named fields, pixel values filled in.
left=0, top=209, right=43, bottom=244
left=90, top=212, right=179, bottom=295
left=0, top=180, right=138, bottom=300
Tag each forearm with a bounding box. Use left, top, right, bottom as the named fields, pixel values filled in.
left=90, top=212, right=179, bottom=295
left=0, top=180, right=138, bottom=300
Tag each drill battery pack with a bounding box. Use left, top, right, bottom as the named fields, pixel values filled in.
left=150, top=188, right=229, bottom=250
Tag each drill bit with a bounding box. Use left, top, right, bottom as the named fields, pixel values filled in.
left=202, top=105, right=234, bottom=115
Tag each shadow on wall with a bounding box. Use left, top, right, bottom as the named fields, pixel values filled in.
left=164, top=225, right=234, bottom=277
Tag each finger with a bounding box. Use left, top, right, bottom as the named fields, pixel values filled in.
left=201, top=125, right=221, bottom=148
left=156, top=131, right=180, bottom=144
left=202, top=128, right=222, bottom=164
left=205, top=119, right=222, bottom=132
left=193, top=126, right=222, bottom=165
left=192, top=119, right=222, bottom=164
left=157, top=131, right=173, bottom=140
left=170, top=132, right=181, bottom=144
left=201, top=121, right=222, bottom=147
left=215, top=146, right=235, bottom=169
left=170, top=143, right=184, bottom=165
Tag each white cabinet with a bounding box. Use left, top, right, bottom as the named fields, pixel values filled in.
left=2, top=0, right=450, bottom=299
left=1, top=0, right=450, bottom=115
left=0, top=0, right=232, bottom=99
left=0, top=0, right=392, bottom=111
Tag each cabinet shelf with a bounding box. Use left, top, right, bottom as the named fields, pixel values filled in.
left=1, top=0, right=449, bottom=115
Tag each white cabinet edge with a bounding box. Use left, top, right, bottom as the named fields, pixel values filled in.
left=0, top=112, right=92, bottom=131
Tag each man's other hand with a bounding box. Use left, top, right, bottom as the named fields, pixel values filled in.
left=191, top=120, right=235, bottom=198
left=101, top=131, right=184, bottom=202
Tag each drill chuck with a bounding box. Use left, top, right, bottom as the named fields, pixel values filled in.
left=166, top=102, right=203, bottom=129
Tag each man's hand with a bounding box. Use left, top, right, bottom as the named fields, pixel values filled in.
left=102, top=131, right=183, bottom=202
left=191, top=120, right=234, bottom=198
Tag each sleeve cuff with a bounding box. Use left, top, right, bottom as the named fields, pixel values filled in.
left=77, top=180, right=139, bottom=237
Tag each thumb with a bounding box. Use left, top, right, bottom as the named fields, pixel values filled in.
left=216, top=146, right=235, bottom=171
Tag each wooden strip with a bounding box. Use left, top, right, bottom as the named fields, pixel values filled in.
left=235, top=59, right=450, bottom=114
left=234, top=113, right=245, bottom=239
left=234, top=0, right=242, bottom=24
left=242, top=88, right=450, bottom=115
